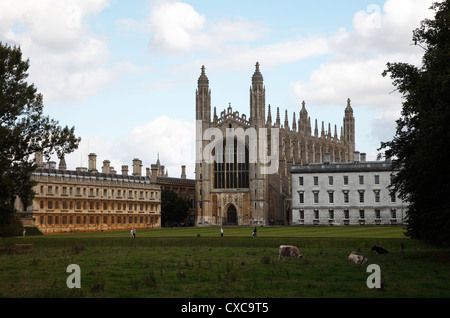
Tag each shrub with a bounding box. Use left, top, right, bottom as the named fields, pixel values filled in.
left=0, top=213, right=24, bottom=237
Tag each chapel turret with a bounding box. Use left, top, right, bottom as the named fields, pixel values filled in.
left=250, top=62, right=265, bottom=127
left=196, top=65, right=211, bottom=121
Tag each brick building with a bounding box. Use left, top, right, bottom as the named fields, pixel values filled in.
left=16, top=153, right=161, bottom=234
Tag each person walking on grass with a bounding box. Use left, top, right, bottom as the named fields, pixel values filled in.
left=221, top=227, right=223, bottom=237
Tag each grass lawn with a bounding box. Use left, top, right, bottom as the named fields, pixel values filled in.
left=1, top=226, right=449, bottom=299
left=27, top=225, right=408, bottom=239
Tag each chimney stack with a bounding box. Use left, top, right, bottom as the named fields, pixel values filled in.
left=353, top=151, right=360, bottom=163
left=151, top=164, right=158, bottom=183
left=102, top=160, right=111, bottom=173
left=35, top=151, right=44, bottom=168
left=88, top=153, right=97, bottom=173
left=121, top=165, right=128, bottom=176
left=360, top=153, right=366, bottom=162
left=181, top=165, right=186, bottom=179
left=46, top=161, right=56, bottom=169
left=132, top=158, right=142, bottom=176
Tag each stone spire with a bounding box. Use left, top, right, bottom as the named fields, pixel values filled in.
left=267, top=104, right=272, bottom=126
left=250, top=61, right=265, bottom=127
left=300, top=101, right=307, bottom=118
left=345, top=97, right=353, bottom=114
left=284, top=109, right=289, bottom=130
left=196, top=65, right=211, bottom=121
left=252, top=61, right=263, bottom=84
left=198, top=65, right=208, bottom=85
left=213, top=106, right=218, bottom=124
left=276, top=107, right=280, bottom=127
left=292, top=112, right=297, bottom=132
left=343, top=97, right=355, bottom=160
left=299, top=101, right=308, bottom=133
left=314, top=119, right=318, bottom=137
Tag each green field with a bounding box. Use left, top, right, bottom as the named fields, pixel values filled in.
left=1, top=226, right=449, bottom=298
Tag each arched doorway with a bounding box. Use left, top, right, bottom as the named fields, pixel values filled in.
left=226, top=205, right=238, bottom=225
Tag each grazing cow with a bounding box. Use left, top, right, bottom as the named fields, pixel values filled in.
left=371, top=245, right=388, bottom=254
left=278, top=245, right=302, bottom=261
left=348, top=251, right=368, bottom=264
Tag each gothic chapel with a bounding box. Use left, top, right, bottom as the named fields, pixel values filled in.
left=195, top=62, right=355, bottom=226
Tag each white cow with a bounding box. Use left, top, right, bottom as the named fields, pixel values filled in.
left=348, top=251, right=368, bottom=264
left=278, top=245, right=302, bottom=261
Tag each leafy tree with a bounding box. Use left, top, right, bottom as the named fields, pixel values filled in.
left=161, top=189, right=190, bottom=226
left=0, top=42, right=80, bottom=235
left=379, top=1, right=450, bottom=246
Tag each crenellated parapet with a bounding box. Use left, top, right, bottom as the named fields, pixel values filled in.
left=213, top=103, right=250, bottom=127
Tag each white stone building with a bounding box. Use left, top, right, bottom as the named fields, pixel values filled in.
left=291, top=152, right=407, bottom=226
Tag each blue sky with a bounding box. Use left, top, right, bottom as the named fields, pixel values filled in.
left=0, top=0, right=437, bottom=178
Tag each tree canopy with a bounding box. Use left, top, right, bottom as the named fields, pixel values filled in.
left=0, top=42, right=80, bottom=234
left=379, top=1, right=450, bottom=246
left=161, top=189, right=191, bottom=226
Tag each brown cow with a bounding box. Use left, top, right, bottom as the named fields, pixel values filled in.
left=348, top=251, right=368, bottom=264
left=278, top=245, right=302, bottom=261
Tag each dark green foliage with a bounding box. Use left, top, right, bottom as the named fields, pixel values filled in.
left=0, top=210, right=23, bottom=237
left=379, top=1, right=450, bottom=246
left=23, top=226, right=43, bottom=236
left=0, top=42, right=80, bottom=233
left=161, top=189, right=191, bottom=226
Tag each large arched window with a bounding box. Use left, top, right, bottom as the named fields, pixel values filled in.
left=213, top=138, right=249, bottom=189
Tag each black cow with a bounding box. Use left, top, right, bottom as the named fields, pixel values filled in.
left=371, top=245, right=388, bottom=254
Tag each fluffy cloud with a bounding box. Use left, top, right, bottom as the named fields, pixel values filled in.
left=291, top=55, right=408, bottom=108
left=0, top=0, right=112, bottom=103
left=117, top=116, right=195, bottom=171
left=290, top=0, right=437, bottom=159
left=62, top=116, right=196, bottom=179
left=147, top=0, right=271, bottom=57
left=147, top=1, right=331, bottom=76
left=148, top=1, right=206, bottom=54
left=293, top=0, right=435, bottom=107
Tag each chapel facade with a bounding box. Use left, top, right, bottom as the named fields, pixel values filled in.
left=195, top=62, right=355, bottom=226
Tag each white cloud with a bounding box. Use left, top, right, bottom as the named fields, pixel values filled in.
left=289, top=0, right=437, bottom=158
left=148, top=0, right=206, bottom=54
left=117, top=116, right=195, bottom=167
left=176, top=35, right=330, bottom=78
left=146, top=1, right=332, bottom=78
left=215, top=36, right=330, bottom=71
left=147, top=0, right=271, bottom=57
left=291, top=56, right=406, bottom=108
left=62, top=116, right=196, bottom=179
left=0, top=0, right=112, bottom=103
left=293, top=0, right=436, bottom=107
